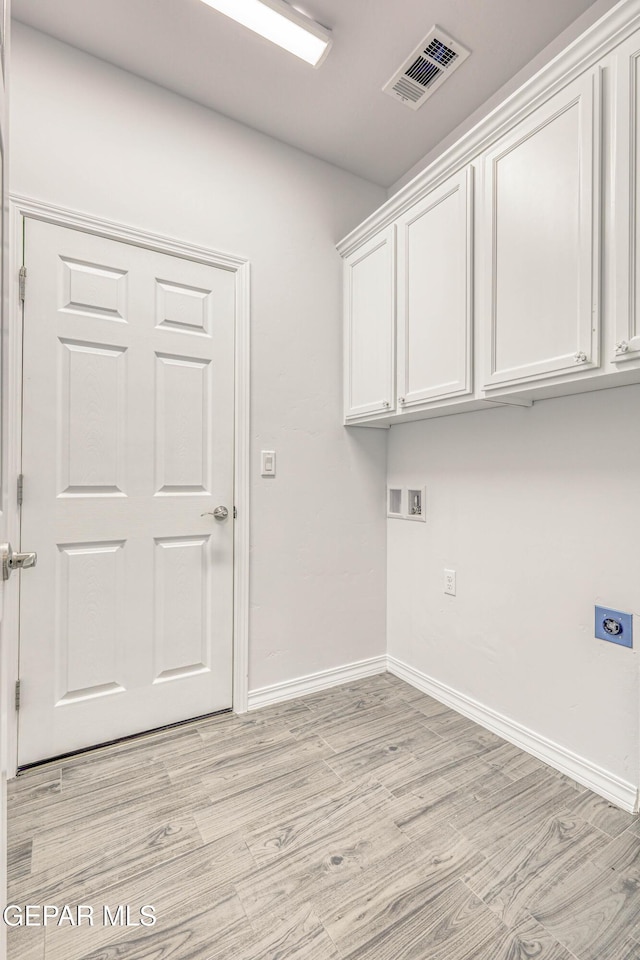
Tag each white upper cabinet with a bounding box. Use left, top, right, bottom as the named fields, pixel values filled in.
left=613, top=31, right=640, bottom=363
left=339, top=3, right=640, bottom=426
left=396, top=168, right=473, bottom=409
left=343, top=226, right=395, bottom=421
left=480, top=68, right=601, bottom=392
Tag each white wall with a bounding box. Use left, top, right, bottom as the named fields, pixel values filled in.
left=387, top=385, right=640, bottom=788
left=10, top=23, right=388, bottom=695
left=15, top=14, right=636, bottom=807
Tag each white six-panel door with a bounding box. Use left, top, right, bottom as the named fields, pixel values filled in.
left=0, top=2, right=10, bottom=948
left=18, top=219, right=235, bottom=766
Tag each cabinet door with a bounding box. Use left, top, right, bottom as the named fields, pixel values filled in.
left=481, top=69, right=601, bottom=391
left=396, top=167, right=473, bottom=408
left=343, top=226, right=395, bottom=420
left=613, top=32, right=640, bottom=363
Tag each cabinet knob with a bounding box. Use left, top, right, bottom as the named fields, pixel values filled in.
left=615, top=340, right=629, bottom=355
left=573, top=351, right=588, bottom=363
left=382, top=400, right=390, bottom=407
left=398, top=397, right=406, bottom=404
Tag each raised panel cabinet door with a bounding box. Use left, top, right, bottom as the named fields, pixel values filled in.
left=481, top=68, right=601, bottom=391
left=396, top=167, right=473, bottom=408
left=18, top=219, right=235, bottom=766
left=343, top=226, right=395, bottom=420
left=613, top=31, right=640, bottom=363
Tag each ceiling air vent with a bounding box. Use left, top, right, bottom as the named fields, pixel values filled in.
left=384, top=26, right=470, bottom=110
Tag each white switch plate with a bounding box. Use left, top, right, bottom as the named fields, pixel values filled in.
left=261, top=450, right=276, bottom=477
left=444, top=569, right=456, bottom=596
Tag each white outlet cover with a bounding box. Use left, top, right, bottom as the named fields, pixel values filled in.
left=444, top=569, right=456, bottom=596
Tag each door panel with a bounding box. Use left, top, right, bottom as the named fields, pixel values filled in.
left=343, top=226, right=395, bottom=420
left=397, top=167, right=473, bottom=407
left=613, top=32, right=640, bottom=362
left=481, top=69, right=601, bottom=390
left=18, top=220, right=235, bottom=766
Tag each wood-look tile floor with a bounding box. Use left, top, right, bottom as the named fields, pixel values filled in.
left=7, top=673, right=640, bottom=960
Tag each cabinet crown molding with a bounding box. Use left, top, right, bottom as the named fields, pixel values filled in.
left=337, top=0, right=640, bottom=258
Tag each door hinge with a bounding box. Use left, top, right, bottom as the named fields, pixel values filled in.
left=233, top=506, right=237, bottom=519
left=17, top=474, right=24, bottom=507
left=18, top=266, right=27, bottom=303
left=15, top=679, right=21, bottom=712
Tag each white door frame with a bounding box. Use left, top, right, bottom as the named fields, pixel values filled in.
left=5, top=195, right=251, bottom=775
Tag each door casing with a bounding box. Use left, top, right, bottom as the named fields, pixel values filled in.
left=5, top=195, right=251, bottom=775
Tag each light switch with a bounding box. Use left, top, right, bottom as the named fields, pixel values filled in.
left=261, top=450, right=276, bottom=477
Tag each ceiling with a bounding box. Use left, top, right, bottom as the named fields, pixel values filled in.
left=12, top=0, right=614, bottom=186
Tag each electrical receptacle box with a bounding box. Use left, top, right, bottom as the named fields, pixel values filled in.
left=595, top=606, right=633, bottom=648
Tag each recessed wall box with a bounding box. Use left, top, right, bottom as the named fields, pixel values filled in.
left=388, top=487, right=403, bottom=518
left=406, top=487, right=426, bottom=522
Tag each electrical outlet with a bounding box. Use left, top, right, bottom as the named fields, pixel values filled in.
left=594, top=605, right=632, bottom=648
left=444, top=569, right=456, bottom=596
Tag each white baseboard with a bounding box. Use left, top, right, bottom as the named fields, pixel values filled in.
left=387, top=655, right=639, bottom=814
left=246, top=651, right=638, bottom=814
left=247, top=655, right=388, bottom=711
